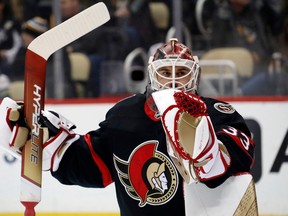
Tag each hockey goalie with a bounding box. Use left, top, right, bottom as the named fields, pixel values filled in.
left=0, top=38, right=258, bottom=216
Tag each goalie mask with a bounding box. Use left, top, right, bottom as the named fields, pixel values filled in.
left=147, top=38, right=200, bottom=94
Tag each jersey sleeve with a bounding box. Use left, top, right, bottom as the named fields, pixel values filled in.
left=201, top=98, right=255, bottom=188
left=51, top=119, right=114, bottom=188
left=51, top=95, right=146, bottom=189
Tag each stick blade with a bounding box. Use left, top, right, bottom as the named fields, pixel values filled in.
left=28, top=2, right=110, bottom=60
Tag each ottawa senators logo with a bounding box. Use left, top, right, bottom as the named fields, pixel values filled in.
left=113, top=140, right=178, bottom=207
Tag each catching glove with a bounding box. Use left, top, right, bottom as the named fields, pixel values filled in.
left=152, top=89, right=231, bottom=184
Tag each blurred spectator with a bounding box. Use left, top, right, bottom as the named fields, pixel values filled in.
left=62, top=0, right=110, bottom=56
left=64, top=0, right=155, bottom=54
left=61, top=0, right=83, bottom=21
left=210, top=0, right=275, bottom=75
left=0, top=0, right=21, bottom=75
left=8, top=16, right=76, bottom=98
left=181, top=0, right=217, bottom=50
left=257, top=0, right=284, bottom=37
left=22, top=0, right=52, bottom=21
left=240, top=0, right=288, bottom=96
left=61, top=0, right=150, bottom=97
left=59, top=0, right=108, bottom=97
left=107, top=0, right=160, bottom=50
left=9, top=16, right=49, bottom=81
left=208, top=0, right=288, bottom=96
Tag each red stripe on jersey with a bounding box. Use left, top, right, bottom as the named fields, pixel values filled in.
left=84, top=134, right=112, bottom=187
left=144, top=99, right=160, bottom=121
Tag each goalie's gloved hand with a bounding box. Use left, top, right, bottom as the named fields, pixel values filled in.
left=152, top=89, right=231, bottom=184
left=0, top=97, right=29, bottom=159
left=0, top=97, right=79, bottom=172
left=173, top=91, right=208, bottom=118
left=39, top=110, right=79, bottom=171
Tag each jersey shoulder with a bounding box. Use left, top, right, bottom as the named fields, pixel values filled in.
left=202, top=97, right=236, bottom=115
left=107, top=94, right=146, bottom=118
left=202, top=97, right=251, bottom=136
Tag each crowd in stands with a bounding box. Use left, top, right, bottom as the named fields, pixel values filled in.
left=0, top=0, right=287, bottom=100
left=208, top=0, right=287, bottom=96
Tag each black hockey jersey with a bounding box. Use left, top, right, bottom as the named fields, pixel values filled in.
left=52, top=93, right=254, bottom=216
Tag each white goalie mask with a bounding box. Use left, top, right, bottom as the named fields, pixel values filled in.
left=147, top=38, right=200, bottom=94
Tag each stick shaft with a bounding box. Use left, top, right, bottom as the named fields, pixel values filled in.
left=21, top=2, right=110, bottom=214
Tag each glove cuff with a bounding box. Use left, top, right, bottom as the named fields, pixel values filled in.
left=42, top=128, right=79, bottom=171
left=52, top=134, right=80, bottom=172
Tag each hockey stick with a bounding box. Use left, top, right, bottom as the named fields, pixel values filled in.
left=21, top=2, right=110, bottom=216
